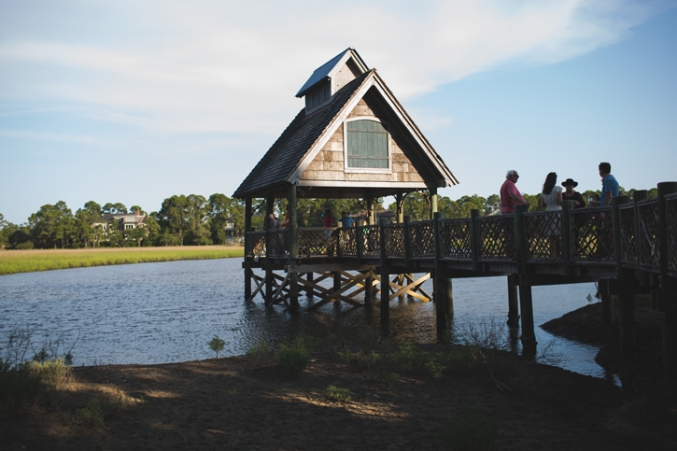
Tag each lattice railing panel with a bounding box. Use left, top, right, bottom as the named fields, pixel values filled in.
left=570, top=206, right=614, bottom=262
left=409, top=221, right=434, bottom=257
left=247, top=231, right=266, bottom=256
left=667, top=193, right=677, bottom=273
left=334, top=227, right=357, bottom=257
left=384, top=224, right=406, bottom=257
left=440, top=219, right=472, bottom=259
left=266, top=229, right=290, bottom=257
left=477, top=215, right=514, bottom=260
left=619, top=203, right=636, bottom=265
left=637, top=199, right=660, bottom=270
left=524, top=211, right=562, bottom=261
left=361, top=226, right=381, bottom=256
left=298, top=227, right=335, bottom=257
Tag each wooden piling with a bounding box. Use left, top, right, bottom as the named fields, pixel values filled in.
left=514, top=204, right=536, bottom=347
left=598, top=279, right=612, bottom=326
left=306, top=272, right=314, bottom=300
left=613, top=196, right=634, bottom=360
left=658, top=182, right=677, bottom=380
left=507, top=274, right=519, bottom=327
left=379, top=219, right=390, bottom=324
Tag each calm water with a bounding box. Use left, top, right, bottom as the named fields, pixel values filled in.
left=0, top=258, right=610, bottom=380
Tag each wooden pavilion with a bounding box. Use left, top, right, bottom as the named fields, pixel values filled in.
left=233, top=48, right=458, bottom=311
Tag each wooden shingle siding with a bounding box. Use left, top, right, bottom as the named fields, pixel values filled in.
left=299, top=98, right=424, bottom=184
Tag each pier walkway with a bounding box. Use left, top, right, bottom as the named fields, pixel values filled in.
left=243, top=183, right=677, bottom=379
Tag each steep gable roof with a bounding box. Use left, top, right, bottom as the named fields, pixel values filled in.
left=295, top=48, right=369, bottom=98
left=233, top=50, right=458, bottom=200
left=233, top=72, right=370, bottom=199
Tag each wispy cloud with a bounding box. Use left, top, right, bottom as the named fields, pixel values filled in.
left=0, top=0, right=671, bottom=135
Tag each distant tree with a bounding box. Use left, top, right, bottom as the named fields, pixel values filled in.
left=29, top=201, right=73, bottom=249
left=144, top=213, right=161, bottom=244
left=128, top=226, right=147, bottom=247
left=102, top=202, right=128, bottom=214
left=157, top=195, right=190, bottom=245
left=185, top=194, right=211, bottom=245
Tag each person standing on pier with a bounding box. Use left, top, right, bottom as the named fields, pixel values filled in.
left=561, top=178, right=586, bottom=208
left=500, top=170, right=527, bottom=214
left=599, top=162, right=619, bottom=206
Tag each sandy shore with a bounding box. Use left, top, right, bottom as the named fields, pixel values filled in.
left=3, top=301, right=676, bottom=450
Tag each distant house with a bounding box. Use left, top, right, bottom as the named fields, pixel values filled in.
left=100, top=209, right=147, bottom=231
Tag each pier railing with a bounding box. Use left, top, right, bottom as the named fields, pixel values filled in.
left=244, top=183, right=677, bottom=279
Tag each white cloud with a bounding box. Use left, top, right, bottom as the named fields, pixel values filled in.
left=0, top=0, right=671, bottom=135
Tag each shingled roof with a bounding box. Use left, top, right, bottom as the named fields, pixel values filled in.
left=233, top=72, right=370, bottom=199
left=233, top=50, right=458, bottom=200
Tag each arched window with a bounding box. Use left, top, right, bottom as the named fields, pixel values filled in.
left=345, top=119, right=390, bottom=170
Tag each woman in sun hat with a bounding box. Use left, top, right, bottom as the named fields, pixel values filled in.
left=561, top=178, right=586, bottom=209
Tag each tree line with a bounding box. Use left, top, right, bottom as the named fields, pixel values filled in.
left=0, top=186, right=655, bottom=250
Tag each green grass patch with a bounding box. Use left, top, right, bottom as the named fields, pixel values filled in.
left=0, top=246, right=244, bottom=275
left=326, top=385, right=352, bottom=403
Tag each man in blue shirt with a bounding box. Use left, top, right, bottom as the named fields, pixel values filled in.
left=340, top=211, right=355, bottom=228
left=599, top=162, right=619, bottom=206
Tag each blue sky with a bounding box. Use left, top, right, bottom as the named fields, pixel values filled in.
left=1, top=0, right=676, bottom=224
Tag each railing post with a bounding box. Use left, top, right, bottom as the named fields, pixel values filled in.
left=403, top=215, right=411, bottom=263
left=379, top=219, right=389, bottom=325
left=433, top=212, right=447, bottom=338
left=658, top=182, right=677, bottom=288
left=561, top=200, right=573, bottom=275
left=470, top=209, right=480, bottom=271
left=657, top=182, right=677, bottom=381
left=612, top=195, right=630, bottom=271
left=514, top=204, right=528, bottom=269
left=356, top=225, right=364, bottom=258
left=633, top=190, right=648, bottom=272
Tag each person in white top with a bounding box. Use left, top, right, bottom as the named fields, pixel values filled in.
left=539, top=172, right=563, bottom=257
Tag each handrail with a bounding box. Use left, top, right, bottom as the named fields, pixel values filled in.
left=242, top=186, right=677, bottom=280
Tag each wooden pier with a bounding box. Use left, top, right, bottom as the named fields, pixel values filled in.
left=242, top=183, right=677, bottom=380
left=232, top=48, right=677, bottom=380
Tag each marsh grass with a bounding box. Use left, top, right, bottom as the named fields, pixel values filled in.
left=0, top=246, right=243, bottom=275
left=246, top=341, right=273, bottom=368
left=326, top=385, right=352, bottom=403
left=276, top=336, right=313, bottom=377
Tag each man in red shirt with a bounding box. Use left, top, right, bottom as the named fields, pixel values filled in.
left=500, top=170, right=526, bottom=214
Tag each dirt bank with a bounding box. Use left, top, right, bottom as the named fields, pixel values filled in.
left=3, top=335, right=675, bottom=450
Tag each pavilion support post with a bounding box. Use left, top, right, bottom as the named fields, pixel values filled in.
left=289, top=272, right=299, bottom=311
left=380, top=219, right=390, bottom=324
left=658, top=182, right=677, bottom=380
left=518, top=273, right=536, bottom=348
left=618, top=270, right=636, bottom=361
left=244, top=198, right=252, bottom=300
left=433, top=212, right=447, bottom=338
left=265, top=267, right=274, bottom=308
left=613, top=196, right=634, bottom=360
left=514, top=204, right=535, bottom=349
left=599, top=279, right=612, bottom=326
left=365, top=270, right=374, bottom=304
left=507, top=274, right=519, bottom=327
left=366, top=193, right=375, bottom=226
left=430, top=188, right=438, bottom=219
left=287, top=186, right=299, bottom=311
left=333, top=272, right=341, bottom=302
left=445, top=277, right=454, bottom=315
left=396, top=193, right=404, bottom=223
left=306, top=272, right=314, bottom=300
left=264, top=195, right=274, bottom=308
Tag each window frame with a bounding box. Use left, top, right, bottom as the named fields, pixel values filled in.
left=343, top=117, right=392, bottom=173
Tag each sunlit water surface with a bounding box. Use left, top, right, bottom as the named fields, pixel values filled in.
left=0, top=258, right=612, bottom=381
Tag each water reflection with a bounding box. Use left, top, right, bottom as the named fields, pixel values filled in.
left=0, top=258, right=605, bottom=379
